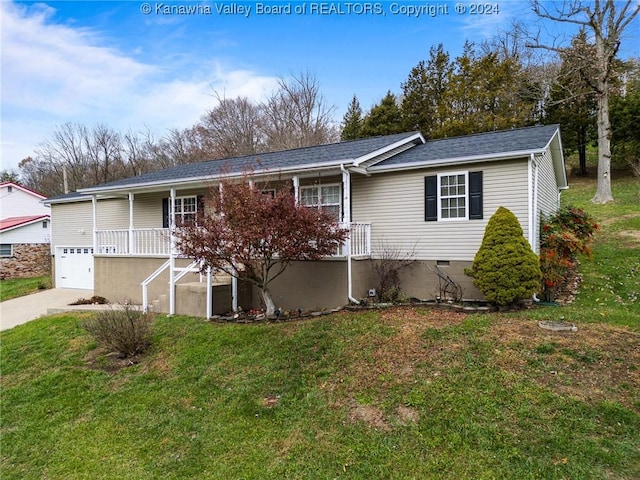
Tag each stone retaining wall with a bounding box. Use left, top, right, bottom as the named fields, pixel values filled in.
left=0, top=243, right=51, bottom=279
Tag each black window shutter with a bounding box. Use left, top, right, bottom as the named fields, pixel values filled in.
left=469, top=171, right=483, bottom=220
left=425, top=175, right=438, bottom=221
left=162, top=198, right=169, bottom=228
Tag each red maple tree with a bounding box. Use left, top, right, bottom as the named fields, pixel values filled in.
left=174, top=178, right=349, bottom=315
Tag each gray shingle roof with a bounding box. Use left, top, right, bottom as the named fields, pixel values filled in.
left=373, top=124, right=560, bottom=168
left=80, top=131, right=420, bottom=192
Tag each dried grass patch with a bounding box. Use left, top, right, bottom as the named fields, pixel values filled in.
left=489, top=317, right=640, bottom=410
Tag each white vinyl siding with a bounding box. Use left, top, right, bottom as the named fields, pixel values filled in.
left=96, top=198, right=129, bottom=230
left=536, top=150, right=561, bottom=217
left=352, top=159, right=530, bottom=261
left=0, top=185, right=49, bottom=217
left=533, top=149, right=562, bottom=252
left=0, top=221, right=50, bottom=244
left=132, top=192, right=167, bottom=228
left=50, top=201, right=94, bottom=252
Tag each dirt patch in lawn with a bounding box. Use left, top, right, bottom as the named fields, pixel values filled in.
left=490, top=317, right=640, bottom=410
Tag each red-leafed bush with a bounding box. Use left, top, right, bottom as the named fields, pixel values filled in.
left=540, top=206, right=599, bottom=301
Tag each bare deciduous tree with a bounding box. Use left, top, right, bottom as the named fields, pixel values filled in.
left=529, top=0, right=640, bottom=203
left=262, top=72, right=338, bottom=151
left=199, top=94, right=264, bottom=157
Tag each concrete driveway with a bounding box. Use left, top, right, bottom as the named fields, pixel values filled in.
left=0, top=288, right=94, bottom=331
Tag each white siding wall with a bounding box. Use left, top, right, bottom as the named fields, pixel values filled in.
left=352, top=159, right=530, bottom=261
left=0, top=186, right=49, bottom=217
left=51, top=201, right=93, bottom=250
left=0, top=220, right=50, bottom=244
left=536, top=149, right=561, bottom=217
left=133, top=192, right=167, bottom=228
left=532, top=148, right=562, bottom=252
left=96, top=198, right=129, bottom=230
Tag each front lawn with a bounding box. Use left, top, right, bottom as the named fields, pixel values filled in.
left=0, top=276, right=51, bottom=302
left=1, top=307, right=638, bottom=479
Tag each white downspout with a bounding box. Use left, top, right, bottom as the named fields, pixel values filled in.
left=527, top=154, right=534, bottom=250
left=531, top=153, right=541, bottom=304
left=169, top=188, right=176, bottom=315
left=341, top=164, right=359, bottom=305
left=532, top=155, right=540, bottom=254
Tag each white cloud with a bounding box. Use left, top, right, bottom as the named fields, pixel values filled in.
left=0, top=1, right=279, bottom=171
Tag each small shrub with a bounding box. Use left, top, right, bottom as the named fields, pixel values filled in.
left=372, top=241, right=417, bottom=303
left=82, top=305, right=154, bottom=358
left=540, top=206, right=599, bottom=301
left=467, top=206, right=541, bottom=306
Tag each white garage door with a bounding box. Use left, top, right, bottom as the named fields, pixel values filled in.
left=55, top=247, right=94, bottom=289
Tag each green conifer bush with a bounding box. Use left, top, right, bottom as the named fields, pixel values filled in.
left=468, top=206, right=542, bottom=306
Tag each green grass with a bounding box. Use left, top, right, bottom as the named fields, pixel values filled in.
left=1, top=175, right=638, bottom=479
left=520, top=175, right=640, bottom=327
left=1, top=311, right=638, bottom=479
left=0, top=276, right=51, bottom=302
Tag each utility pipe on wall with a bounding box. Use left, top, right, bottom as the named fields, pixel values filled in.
left=341, top=164, right=359, bottom=305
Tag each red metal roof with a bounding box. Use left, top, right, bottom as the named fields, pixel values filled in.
left=0, top=215, right=50, bottom=232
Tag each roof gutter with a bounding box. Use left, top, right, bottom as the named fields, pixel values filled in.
left=366, top=149, right=546, bottom=174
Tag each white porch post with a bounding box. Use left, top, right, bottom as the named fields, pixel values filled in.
left=128, top=192, right=135, bottom=255
left=169, top=188, right=176, bottom=315
left=91, top=195, right=97, bottom=253
left=206, top=266, right=212, bottom=320
left=341, top=168, right=351, bottom=224
left=232, top=270, right=238, bottom=312
left=292, top=176, right=300, bottom=206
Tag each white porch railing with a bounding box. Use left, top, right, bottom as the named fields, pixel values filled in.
left=346, top=222, right=371, bottom=257
left=96, top=228, right=170, bottom=256
left=96, top=223, right=371, bottom=257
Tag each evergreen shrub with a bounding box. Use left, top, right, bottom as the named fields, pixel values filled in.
left=468, top=206, right=541, bottom=306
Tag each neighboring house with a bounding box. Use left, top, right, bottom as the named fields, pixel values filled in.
left=45, top=125, right=568, bottom=317
left=0, top=182, right=51, bottom=279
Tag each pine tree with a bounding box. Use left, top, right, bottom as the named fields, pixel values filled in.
left=361, top=91, right=404, bottom=137
left=468, top=207, right=542, bottom=306
left=340, top=95, right=364, bottom=140
left=401, top=43, right=452, bottom=138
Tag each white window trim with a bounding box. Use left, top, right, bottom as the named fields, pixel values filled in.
left=437, top=171, right=469, bottom=221
left=0, top=244, right=13, bottom=257
left=300, top=183, right=342, bottom=220
left=174, top=195, right=198, bottom=223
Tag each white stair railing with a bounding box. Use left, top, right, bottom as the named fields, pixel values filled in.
left=141, top=259, right=171, bottom=313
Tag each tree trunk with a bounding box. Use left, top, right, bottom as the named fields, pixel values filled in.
left=259, top=288, right=276, bottom=316
left=591, top=40, right=614, bottom=203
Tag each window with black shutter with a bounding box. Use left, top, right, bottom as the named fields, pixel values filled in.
left=424, top=171, right=483, bottom=221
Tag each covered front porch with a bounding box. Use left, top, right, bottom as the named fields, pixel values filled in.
left=87, top=169, right=371, bottom=317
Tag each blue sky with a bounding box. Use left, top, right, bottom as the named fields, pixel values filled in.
left=1, top=1, right=638, bottom=172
